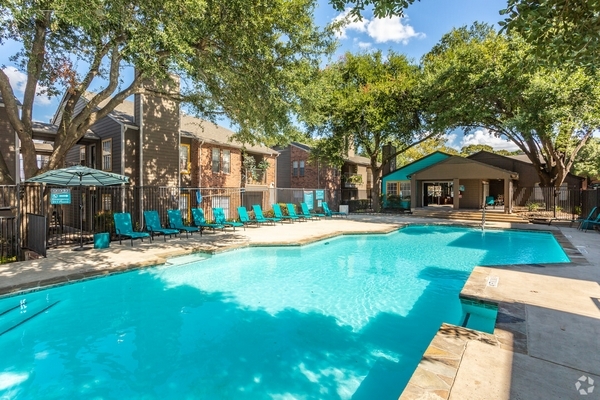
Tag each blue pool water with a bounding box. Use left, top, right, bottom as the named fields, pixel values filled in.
left=0, top=226, right=568, bottom=399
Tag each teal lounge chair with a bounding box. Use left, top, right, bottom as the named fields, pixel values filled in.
left=485, top=196, right=495, bottom=209
left=167, top=209, right=201, bottom=238
left=113, top=212, right=151, bottom=246
left=301, top=202, right=325, bottom=220
left=237, top=206, right=268, bottom=227
left=144, top=210, right=180, bottom=241
left=322, top=202, right=347, bottom=218
left=272, top=203, right=298, bottom=223
left=213, top=207, right=245, bottom=231
left=252, top=204, right=282, bottom=225
left=581, top=211, right=600, bottom=232
left=192, top=208, right=225, bottom=233
left=577, top=206, right=598, bottom=230
left=286, top=203, right=311, bottom=221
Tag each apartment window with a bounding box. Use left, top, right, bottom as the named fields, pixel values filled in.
left=179, top=144, right=190, bottom=174
left=102, top=139, right=112, bottom=171
left=79, top=146, right=86, bottom=166
left=102, top=194, right=112, bottom=211
left=222, top=150, right=231, bottom=174
left=292, top=161, right=298, bottom=177
left=299, top=161, right=305, bottom=177
left=387, top=182, right=398, bottom=196
left=212, top=148, right=221, bottom=173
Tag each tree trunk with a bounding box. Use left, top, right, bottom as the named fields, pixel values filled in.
left=0, top=153, right=15, bottom=185
left=371, top=162, right=382, bottom=212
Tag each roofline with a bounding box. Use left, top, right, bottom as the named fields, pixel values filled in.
left=409, top=154, right=519, bottom=179
left=381, top=151, right=454, bottom=179
left=469, top=150, right=584, bottom=181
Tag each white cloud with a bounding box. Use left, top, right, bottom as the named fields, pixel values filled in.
left=332, top=9, right=424, bottom=45
left=2, top=66, right=51, bottom=105
left=459, top=129, right=520, bottom=151
left=333, top=9, right=367, bottom=39
left=357, top=41, right=372, bottom=49
left=367, top=16, right=425, bottom=44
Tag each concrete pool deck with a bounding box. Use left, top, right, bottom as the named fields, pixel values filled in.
left=1, top=214, right=599, bottom=399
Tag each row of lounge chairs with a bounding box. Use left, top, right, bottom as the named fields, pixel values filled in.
left=112, top=202, right=347, bottom=245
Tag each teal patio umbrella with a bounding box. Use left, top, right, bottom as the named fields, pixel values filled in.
left=26, top=165, right=130, bottom=250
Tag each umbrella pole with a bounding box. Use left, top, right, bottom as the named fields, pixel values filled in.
left=79, top=188, right=83, bottom=249
left=73, top=181, right=90, bottom=251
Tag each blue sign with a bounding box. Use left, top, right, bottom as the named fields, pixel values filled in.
left=50, top=188, right=71, bottom=205
left=315, top=190, right=325, bottom=200
left=304, top=191, right=314, bottom=210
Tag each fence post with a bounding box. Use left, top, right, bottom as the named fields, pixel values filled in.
left=15, top=183, right=21, bottom=260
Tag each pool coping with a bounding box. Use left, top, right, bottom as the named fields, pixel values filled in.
left=398, top=227, right=591, bottom=400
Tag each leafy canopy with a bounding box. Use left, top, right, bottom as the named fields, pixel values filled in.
left=421, top=23, right=600, bottom=187
left=301, top=51, right=435, bottom=210
left=499, top=0, right=600, bottom=69
left=0, top=0, right=334, bottom=181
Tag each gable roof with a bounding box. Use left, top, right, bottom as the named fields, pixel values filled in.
left=410, top=155, right=518, bottom=180
left=180, top=114, right=276, bottom=156
left=55, top=92, right=276, bottom=155
left=382, top=151, right=452, bottom=181
left=468, top=150, right=542, bottom=165
left=468, top=150, right=584, bottom=181
left=31, top=121, right=100, bottom=143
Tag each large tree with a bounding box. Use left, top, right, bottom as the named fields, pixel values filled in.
left=301, top=51, right=437, bottom=211
left=0, top=0, right=334, bottom=183
left=421, top=24, right=600, bottom=188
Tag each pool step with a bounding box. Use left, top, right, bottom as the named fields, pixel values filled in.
left=0, top=300, right=60, bottom=337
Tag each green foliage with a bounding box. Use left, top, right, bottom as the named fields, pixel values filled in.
left=395, top=136, right=458, bottom=166
left=572, top=137, right=600, bottom=182
left=421, top=24, right=600, bottom=188
left=499, top=0, right=600, bottom=69
left=328, top=0, right=416, bottom=19
left=526, top=202, right=541, bottom=212
left=300, top=50, right=437, bottom=211
left=0, top=0, right=335, bottom=181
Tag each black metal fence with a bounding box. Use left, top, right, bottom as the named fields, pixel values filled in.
left=0, top=216, right=17, bottom=263
left=6, top=182, right=596, bottom=261
left=514, top=186, right=594, bottom=221
left=3, top=185, right=337, bottom=258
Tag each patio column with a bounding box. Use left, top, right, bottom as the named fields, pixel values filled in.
left=503, top=178, right=511, bottom=214
left=453, top=178, right=460, bottom=210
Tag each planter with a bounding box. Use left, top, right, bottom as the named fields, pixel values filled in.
left=400, top=200, right=411, bottom=209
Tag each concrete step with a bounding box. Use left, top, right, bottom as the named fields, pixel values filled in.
left=411, top=209, right=528, bottom=224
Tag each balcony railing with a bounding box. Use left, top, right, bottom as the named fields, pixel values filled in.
left=342, top=173, right=363, bottom=188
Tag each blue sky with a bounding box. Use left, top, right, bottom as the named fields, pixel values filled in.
left=0, top=0, right=517, bottom=150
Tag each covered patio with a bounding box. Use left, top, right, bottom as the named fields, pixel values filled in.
left=409, top=156, right=518, bottom=213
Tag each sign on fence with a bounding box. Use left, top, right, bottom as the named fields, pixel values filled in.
left=304, top=191, right=314, bottom=210
left=50, top=188, right=71, bottom=205
left=315, top=190, right=325, bottom=200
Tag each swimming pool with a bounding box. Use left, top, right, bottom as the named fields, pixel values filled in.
left=0, top=226, right=569, bottom=399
